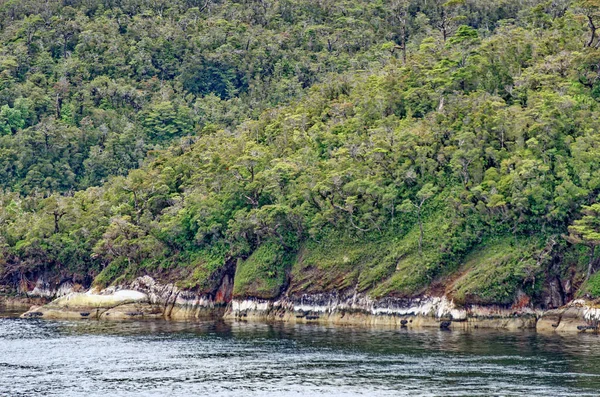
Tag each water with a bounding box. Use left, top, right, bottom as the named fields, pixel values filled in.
left=1, top=311, right=600, bottom=396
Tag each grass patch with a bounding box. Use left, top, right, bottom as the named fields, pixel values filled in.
left=580, top=272, right=600, bottom=298
left=176, top=245, right=228, bottom=292
left=289, top=233, right=388, bottom=294
left=290, top=195, right=474, bottom=298
left=369, top=247, right=441, bottom=298
left=369, top=207, right=468, bottom=298
left=93, top=257, right=128, bottom=288
left=233, top=241, right=295, bottom=299
left=447, top=236, right=546, bottom=306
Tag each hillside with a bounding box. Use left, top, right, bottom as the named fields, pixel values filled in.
left=2, top=0, right=600, bottom=311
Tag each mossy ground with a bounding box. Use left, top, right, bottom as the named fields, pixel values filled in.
left=289, top=201, right=466, bottom=298
left=93, top=258, right=129, bottom=289
left=446, top=237, right=546, bottom=306
left=92, top=213, right=555, bottom=308
left=288, top=214, right=550, bottom=305
left=289, top=231, right=437, bottom=298
left=233, top=241, right=294, bottom=299
left=89, top=192, right=560, bottom=307
left=582, top=272, right=600, bottom=298
left=175, top=245, right=229, bottom=292
left=93, top=245, right=229, bottom=293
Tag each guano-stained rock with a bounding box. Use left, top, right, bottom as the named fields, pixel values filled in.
left=16, top=275, right=600, bottom=333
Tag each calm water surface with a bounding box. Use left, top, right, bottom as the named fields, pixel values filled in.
left=1, top=310, right=600, bottom=396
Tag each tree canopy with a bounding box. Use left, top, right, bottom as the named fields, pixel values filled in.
left=1, top=0, right=600, bottom=305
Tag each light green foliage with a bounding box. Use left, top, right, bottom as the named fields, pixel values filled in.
left=233, top=241, right=292, bottom=299
left=448, top=238, right=546, bottom=305
left=369, top=202, right=471, bottom=298
left=0, top=105, right=25, bottom=135
left=582, top=271, right=600, bottom=298
left=568, top=204, right=600, bottom=245
left=567, top=203, right=600, bottom=279
left=176, top=245, right=229, bottom=292
left=141, top=102, right=193, bottom=142
left=93, top=257, right=128, bottom=289
left=290, top=233, right=388, bottom=294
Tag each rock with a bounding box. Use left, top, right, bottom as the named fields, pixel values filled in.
left=537, top=300, right=600, bottom=333
left=577, top=325, right=597, bottom=332
left=20, top=276, right=231, bottom=321
left=224, top=295, right=538, bottom=330
left=22, top=311, right=43, bottom=318
left=21, top=289, right=152, bottom=320
left=100, top=303, right=162, bottom=320
left=544, top=278, right=564, bottom=309
left=16, top=276, right=78, bottom=300
left=537, top=308, right=563, bottom=332
left=130, top=275, right=229, bottom=319
left=18, top=275, right=600, bottom=333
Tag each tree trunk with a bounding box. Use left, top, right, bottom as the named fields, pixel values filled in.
left=54, top=212, right=60, bottom=234
left=53, top=211, right=64, bottom=234
left=418, top=210, right=423, bottom=256
left=56, top=94, right=62, bottom=119
left=401, top=25, right=407, bottom=63
left=587, top=245, right=596, bottom=280
left=588, top=16, right=597, bottom=48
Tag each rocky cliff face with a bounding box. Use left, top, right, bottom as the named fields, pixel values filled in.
left=15, top=275, right=600, bottom=333
left=0, top=275, right=79, bottom=311
left=225, top=293, right=538, bottom=330
left=20, top=275, right=233, bottom=320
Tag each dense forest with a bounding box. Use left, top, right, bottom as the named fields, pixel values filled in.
left=1, top=0, right=600, bottom=307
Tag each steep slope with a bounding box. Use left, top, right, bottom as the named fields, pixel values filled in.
left=3, top=0, right=600, bottom=318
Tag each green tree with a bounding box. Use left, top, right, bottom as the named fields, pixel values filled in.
left=567, top=204, right=600, bottom=280
left=399, top=183, right=438, bottom=255
left=576, top=0, right=600, bottom=47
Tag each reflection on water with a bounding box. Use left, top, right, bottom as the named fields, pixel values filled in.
left=1, top=311, right=600, bottom=396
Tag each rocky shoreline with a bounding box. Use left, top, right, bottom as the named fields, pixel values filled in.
left=14, top=276, right=230, bottom=320
left=225, top=295, right=540, bottom=330
left=4, top=276, right=598, bottom=333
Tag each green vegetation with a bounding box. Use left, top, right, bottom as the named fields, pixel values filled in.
left=1, top=0, right=600, bottom=306
left=448, top=237, right=546, bottom=305
left=582, top=270, right=600, bottom=298
left=176, top=245, right=229, bottom=291
left=233, top=241, right=293, bottom=299
left=567, top=203, right=600, bottom=279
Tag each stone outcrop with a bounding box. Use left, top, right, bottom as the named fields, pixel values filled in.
left=16, top=274, right=600, bottom=333
left=225, top=293, right=539, bottom=330
left=1, top=276, right=79, bottom=311
left=536, top=299, right=600, bottom=333
left=21, top=275, right=233, bottom=320
left=27, top=278, right=78, bottom=299
left=22, top=289, right=158, bottom=320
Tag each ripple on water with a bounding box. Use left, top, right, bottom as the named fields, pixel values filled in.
left=1, top=316, right=600, bottom=396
